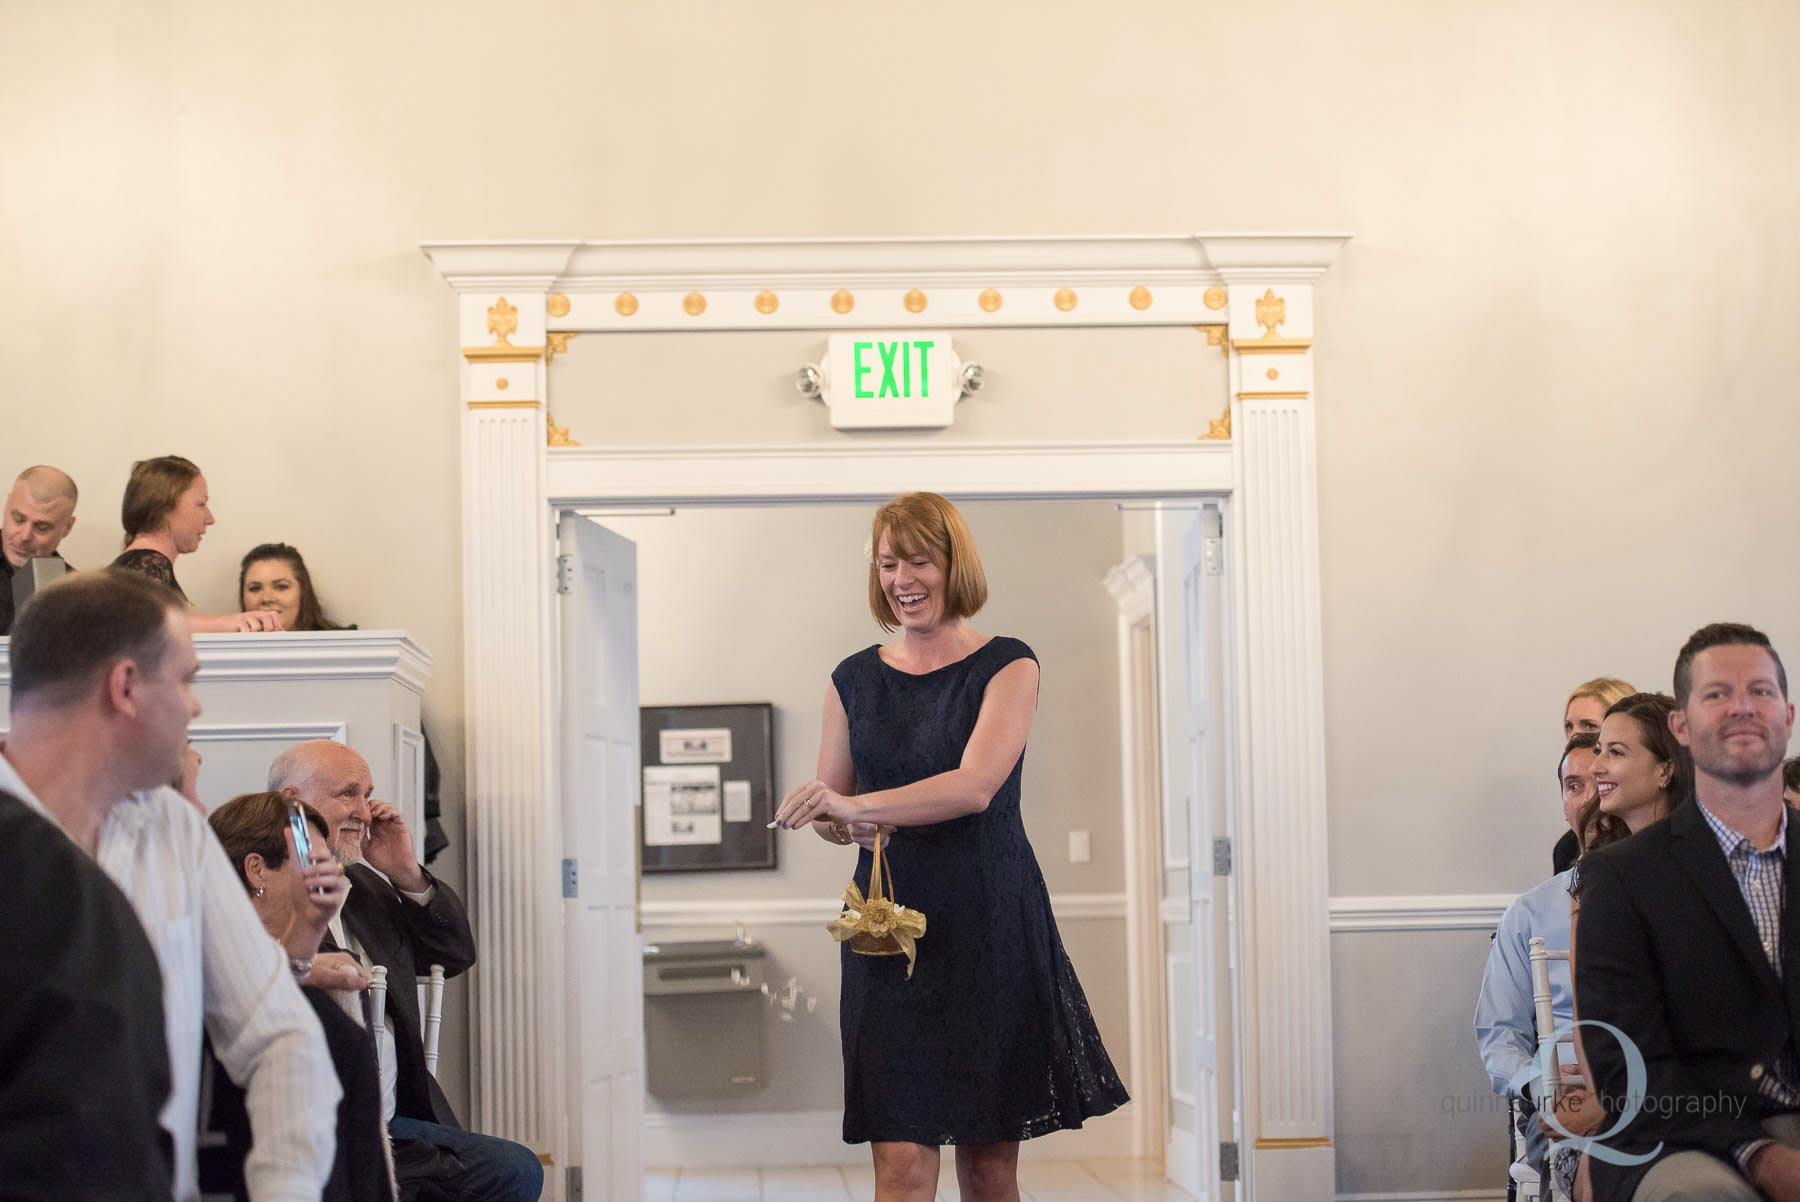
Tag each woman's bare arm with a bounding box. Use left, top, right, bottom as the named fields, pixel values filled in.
left=776, top=658, right=1039, bottom=829
left=809, top=682, right=856, bottom=843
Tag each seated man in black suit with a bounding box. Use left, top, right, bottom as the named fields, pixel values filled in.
left=270, top=739, right=543, bottom=1202
left=1576, top=622, right=1800, bottom=1202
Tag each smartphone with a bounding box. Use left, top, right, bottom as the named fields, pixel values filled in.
left=288, top=802, right=313, bottom=864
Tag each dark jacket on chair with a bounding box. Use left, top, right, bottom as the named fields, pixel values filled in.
left=1574, top=799, right=1800, bottom=1202
left=341, top=864, right=477, bottom=1128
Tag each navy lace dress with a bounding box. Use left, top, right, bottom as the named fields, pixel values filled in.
left=833, top=636, right=1129, bottom=1145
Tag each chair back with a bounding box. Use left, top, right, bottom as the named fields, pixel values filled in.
left=368, top=965, right=389, bottom=1034
left=1527, top=936, right=1579, bottom=1090
left=417, top=964, right=446, bottom=1076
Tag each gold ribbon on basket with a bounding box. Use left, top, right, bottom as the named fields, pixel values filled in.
left=827, top=831, right=927, bottom=978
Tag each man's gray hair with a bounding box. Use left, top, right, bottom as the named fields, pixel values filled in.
left=268, top=743, right=325, bottom=794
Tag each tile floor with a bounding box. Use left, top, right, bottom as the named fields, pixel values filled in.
left=644, top=1159, right=1197, bottom=1202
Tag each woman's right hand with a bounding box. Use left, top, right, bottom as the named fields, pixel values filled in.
left=284, top=827, right=348, bottom=943
left=234, top=610, right=285, bottom=632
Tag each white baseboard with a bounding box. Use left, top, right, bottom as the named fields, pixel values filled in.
left=643, top=1105, right=1134, bottom=1168
left=1335, top=1191, right=1507, bottom=1202
left=642, top=892, right=1127, bottom=928
left=1164, top=1129, right=1199, bottom=1195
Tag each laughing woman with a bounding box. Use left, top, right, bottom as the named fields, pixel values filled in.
left=773, top=492, right=1128, bottom=1202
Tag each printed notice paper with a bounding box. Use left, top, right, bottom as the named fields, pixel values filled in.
left=660, top=728, right=733, bottom=764
left=723, top=779, right=753, bottom=823
left=643, top=765, right=722, bottom=845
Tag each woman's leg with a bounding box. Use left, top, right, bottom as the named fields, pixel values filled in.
left=873, top=1141, right=940, bottom=1202
left=954, top=1142, right=1021, bottom=1202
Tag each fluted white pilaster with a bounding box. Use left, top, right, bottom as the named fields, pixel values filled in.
left=436, top=268, right=564, bottom=1161
left=1223, top=271, right=1335, bottom=1199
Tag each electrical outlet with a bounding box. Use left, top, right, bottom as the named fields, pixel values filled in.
left=1068, top=830, right=1091, bottom=864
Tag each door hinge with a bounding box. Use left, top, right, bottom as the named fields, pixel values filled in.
left=1203, top=536, right=1224, bottom=576
left=556, top=554, right=575, bottom=594
left=562, top=858, right=579, bottom=898
left=1212, top=837, right=1232, bottom=877
left=1219, top=1140, right=1240, bottom=1182
left=566, top=1164, right=582, bottom=1202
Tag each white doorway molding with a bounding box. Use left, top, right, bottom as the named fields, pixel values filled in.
left=421, top=232, right=1347, bottom=1200
left=1104, top=554, right=1168, bottom=1163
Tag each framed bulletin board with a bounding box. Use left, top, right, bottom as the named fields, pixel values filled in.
left=639, top=702, right=778, bottom=873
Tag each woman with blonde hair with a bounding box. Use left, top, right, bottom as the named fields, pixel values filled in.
left=112, top=456, right=281, bottom=633
left=773, top=492, right=1128, bottom=1202
left=1563, top=676, right=1636, bottom=741
left=1554, top=676, right=1635, bottom=873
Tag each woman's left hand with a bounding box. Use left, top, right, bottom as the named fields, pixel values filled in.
left=774, top=780, right=859, bottom=829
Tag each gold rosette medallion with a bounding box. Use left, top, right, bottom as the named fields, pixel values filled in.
left=828, top=832, right=926, bottom=978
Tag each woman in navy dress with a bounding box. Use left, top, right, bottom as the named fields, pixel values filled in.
left=774, top=492, right=1128, bottom=1202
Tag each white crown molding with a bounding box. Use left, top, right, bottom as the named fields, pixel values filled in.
left=192, top=630, right=432, bottom=694
left=0, top=629, right=432, bottom=694
left=547, top=440, right=1233, bottom=506
left=418, top=240, right=581, bottom=288
left=187, top=720, right=348, bottom=745
left=424, top=233, right=1348, bottom=285
left=641, top=891, right=1125, bottom=929
left=1328, top=893, right=1515, bottom=933
left=419, top=233, right=1350, bottom=331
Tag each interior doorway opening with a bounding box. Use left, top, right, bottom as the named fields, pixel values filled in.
left=553, top=496, right=1240, bottom=1200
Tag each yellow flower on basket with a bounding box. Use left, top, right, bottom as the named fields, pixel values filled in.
left=826, top=832, right=927, bottom=978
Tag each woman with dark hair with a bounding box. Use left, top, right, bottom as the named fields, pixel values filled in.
left=1555, top=693, right=1696, bottom=1199
left=206, top=792, right=394, bottom=1202
left=112, top=456, right=281, bottom=632
left=235, top=546, right=450, bottom=863
left=239, top=543, right=348, bottom=632
left=1579, top=691, right=1692, bottom=853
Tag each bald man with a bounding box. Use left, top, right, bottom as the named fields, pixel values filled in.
left=1, top=466, right=79, bottom=635
left=270, top=739, right=541, bottom=1202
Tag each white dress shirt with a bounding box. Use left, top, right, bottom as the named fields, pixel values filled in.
left=328, top=882, right=408, bottom=1124
left=0, top=757, right=340, bottom=1202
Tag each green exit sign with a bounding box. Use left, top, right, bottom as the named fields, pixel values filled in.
left=825, top=332, right=958, bottom=429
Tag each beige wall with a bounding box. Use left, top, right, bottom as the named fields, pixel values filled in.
left=6, top=0, right=1799, bottom=1192
left=610, top=501, right=1131, bottom=1116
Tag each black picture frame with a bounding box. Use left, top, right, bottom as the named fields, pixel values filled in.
left=639, top=702, right=778, bottom=873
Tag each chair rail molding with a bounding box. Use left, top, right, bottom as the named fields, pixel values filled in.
left=422, top=231, right=1348, bottom=1201
left=1328, top=894, right=1516, bottom=934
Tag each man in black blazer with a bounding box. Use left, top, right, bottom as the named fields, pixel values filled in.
left=1576, top=623, right=1800, bottom=1202
left=0, top=790, right=174, bottom=1202
left=274, top=739, right=543, bottom=1202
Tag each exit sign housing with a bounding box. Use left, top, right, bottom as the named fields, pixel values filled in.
left=822, top=332, right=959, bottom=429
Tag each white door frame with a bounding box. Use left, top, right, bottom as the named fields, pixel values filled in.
left=422, top=233, right=1346, bottom=1201
left=1103, top=553, right=1169, bottom=1164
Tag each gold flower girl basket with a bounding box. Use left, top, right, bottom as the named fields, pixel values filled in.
left=827, top=831, right=927, bottom=978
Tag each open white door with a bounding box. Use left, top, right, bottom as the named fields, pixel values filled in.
left=1158, top=505, right=1229, bottom=1202
left=558, top=514, right=643, bottom=1202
